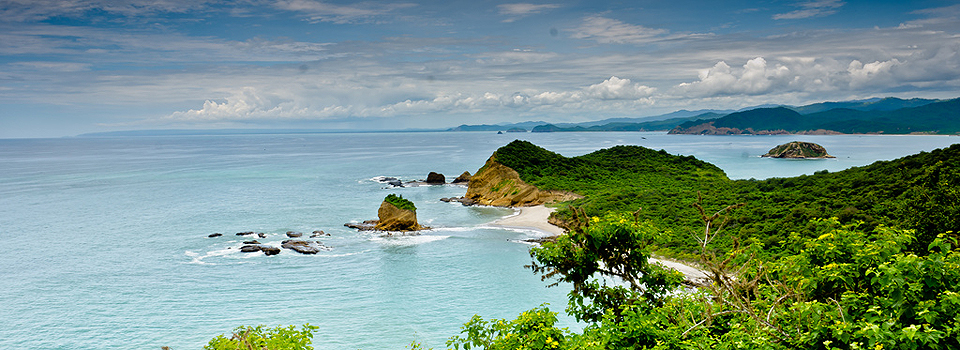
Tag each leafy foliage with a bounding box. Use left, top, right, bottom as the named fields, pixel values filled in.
left=385, top=193, right=417, bottom=211
left=449, top=213, right=960, bottom=349
left=204, top=324, right=317, bottom=350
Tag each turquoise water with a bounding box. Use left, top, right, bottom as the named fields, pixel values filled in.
left=1, top=132, right=957, bottom=349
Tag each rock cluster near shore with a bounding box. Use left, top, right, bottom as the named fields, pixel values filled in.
left=207, top=230, right=332, bottom=256
left=374, top=171, right=472, bottom=188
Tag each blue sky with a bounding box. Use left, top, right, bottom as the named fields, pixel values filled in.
left=1, top=0, right=959, bottom=137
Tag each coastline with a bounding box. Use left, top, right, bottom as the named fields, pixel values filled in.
left=489, top=205, right=708, bottom=282
left=489, top=205, right=564, bottom=236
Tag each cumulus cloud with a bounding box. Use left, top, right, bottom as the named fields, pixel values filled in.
left=376, top=76, right=656, bottom=116
left=678, top=57, right=790, bottom=96
left=497, top=3, right=560, bottom=22
left=773, top=0, right=845, bottom=20
left=165, top=87, right=312, bottom=121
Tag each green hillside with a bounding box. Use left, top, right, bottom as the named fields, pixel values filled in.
left=672, top=98, right=960, bottom=134
left=493, top=140, right=960, bottom=258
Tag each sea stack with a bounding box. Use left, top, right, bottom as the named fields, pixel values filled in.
left=762, top=141, right=835, bottom=159
left=375, top=194, right=425, bottom=231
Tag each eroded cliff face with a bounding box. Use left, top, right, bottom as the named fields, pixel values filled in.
left=464, top=157, right=580, bottom=207
left=375, top=201, right=423, bottom=231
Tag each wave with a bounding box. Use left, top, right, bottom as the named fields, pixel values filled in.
left=370, top=234, right=450, bottom=246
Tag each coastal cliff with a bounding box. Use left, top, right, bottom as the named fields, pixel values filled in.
left=464, top=156, right=580, bottom=207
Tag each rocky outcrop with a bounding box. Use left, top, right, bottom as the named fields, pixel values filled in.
left=441, top=196, right=477, bottom=206
left=344, top=220, right=378, bottom=231
left=240, top=244, right=281, bottom=256
left=286, top=231, right=302, bottom=238
left=452, top=171, right=472, bottom=184
left=464, top=157, right=581, bottom=207
left=426, top=172, right=446, bottom=184
left=762, top=141, right=836, bottom=159
left=281, top=240, right=329, bottom=254
left=375, top=200, right=424, bottom=231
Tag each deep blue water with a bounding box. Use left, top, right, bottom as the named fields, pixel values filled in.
left=0, top=132, right=956, bottom=349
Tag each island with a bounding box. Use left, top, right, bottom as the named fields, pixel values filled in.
left=761, top=141, right=835, bottom=159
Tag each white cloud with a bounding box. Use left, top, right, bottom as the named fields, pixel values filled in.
left=274, top=0, right=416, bottom=24
left=165, top=87, right=312, bottom=121
left=773, top=0, right=845, bottom=20
left=571, top=16, right=669, bottom=44
left=678, top=57, right=790, bottom=96
left=497, top=3, right=560, bottom=22
left=847, top=59, right=899, bottom=87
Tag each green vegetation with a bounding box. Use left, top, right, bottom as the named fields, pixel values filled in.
left=445, top=140, right=960, bottom=349
left=204, top=324, right=317, bottom=350
left=384, top=193, right=417, bottom=211
left=492, top=140, right=960, bottom=259
left=450, top=215, right=960, bottom=349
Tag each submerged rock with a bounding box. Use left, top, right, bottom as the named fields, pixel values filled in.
left=344, top=220, right=379, bottom=231
left=240, top=245, right=262, bottom=252
left=240, top=244, right=282, bottom=256
left=236, top=231, right=255, bottom=236
left=762, top=141, right=836, bottom=159
left=440, top=196, right=477, bottom=206
left=208, top=233, right=223, bottom=238
left=286, top=231, right=303, bottom=238
left=260, top=246, right=281, bottom=256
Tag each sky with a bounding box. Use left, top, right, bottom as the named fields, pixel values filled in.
left=1, top=0, right=959, bottom=138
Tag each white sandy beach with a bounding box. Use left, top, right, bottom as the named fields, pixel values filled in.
left=490, top=205, right=708, bottom=281
left=489, top=205, right=565, bottom=235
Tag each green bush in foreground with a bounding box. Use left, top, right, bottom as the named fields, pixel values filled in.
left=449, top=213, right=960, bottom=349
left=204, top=324, right=317, bottom=350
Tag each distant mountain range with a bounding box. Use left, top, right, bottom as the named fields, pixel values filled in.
left=670, top=97, right=959, bottom=135
left=449, top=97, right=959, bottom=135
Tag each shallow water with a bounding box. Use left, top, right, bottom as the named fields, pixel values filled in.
left=0, top=131, right=955, bottom=349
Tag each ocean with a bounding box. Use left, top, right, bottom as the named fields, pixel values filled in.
left=1, top=131, right=956, bottom=349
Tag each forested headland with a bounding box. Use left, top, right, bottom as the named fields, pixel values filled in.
left=442, top=140, right=960, bottom=349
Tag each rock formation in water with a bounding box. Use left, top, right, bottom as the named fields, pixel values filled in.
left=425, top=172, right=446, bottom=184
left=375, top=201, right=423, bottom=231
left=452, top=171, right=472, bottom=184
left=463, top=156, right=580, bottom=207
left=281, top=240, right=329, bottom=254
left=762, top=141, right=836, bottom=159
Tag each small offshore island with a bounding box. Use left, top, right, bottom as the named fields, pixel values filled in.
left=761, top=141, right=835, bottom=159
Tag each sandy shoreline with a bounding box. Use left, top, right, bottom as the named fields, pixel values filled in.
left=489, top=205, right=565, bottom=235
left=488, top=205, right=707, bottom=281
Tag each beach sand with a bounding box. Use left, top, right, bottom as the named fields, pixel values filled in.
left=490, top=205, right=707, bottom=282
left=489, top=205, right=564, bottom=235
